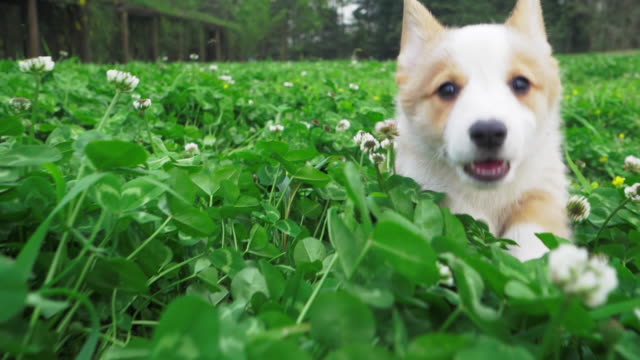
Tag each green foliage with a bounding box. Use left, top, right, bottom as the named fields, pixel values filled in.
left=373, top=212, right=438, bottom=285
left=85, top=140, right=148, bottom=170
left=149, top=295, right=220, bottom=359
left=310, top=291, right=376, bottom=348
left=0, top=52, right=640, bottom=359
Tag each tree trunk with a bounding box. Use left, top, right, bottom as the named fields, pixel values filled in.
left=121, top=10, right=130, bottom=63
left=199, top=26, right=206, bottom=62
left=279, top=13, right=289, bottom=61
left=151, top=16, right=159, bottom=60
left=178, top=22, right=185, bottom=61
left=27, top=0, right=39, bottom=57
left=215, top=27, right=222, bottom=61
left=80, top=1, right=91, bottom=62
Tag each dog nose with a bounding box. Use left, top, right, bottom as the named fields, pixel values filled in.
left=469, top=120, right=507, bottom=150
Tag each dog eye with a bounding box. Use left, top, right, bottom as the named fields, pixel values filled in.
left=511, top=76, right=531, bottom=95
left=437, top=82, right=460, bottom=100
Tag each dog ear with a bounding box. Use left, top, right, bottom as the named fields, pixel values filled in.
left=398, top=0, right=444, bottom=70
left=506, top=0, right=550, bottom=50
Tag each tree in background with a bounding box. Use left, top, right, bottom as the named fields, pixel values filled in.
left=0, top=0, right=637, bottom=61
left=226, top=0, right=350, bottom=60
left=347, top=0, right=640, bottom=58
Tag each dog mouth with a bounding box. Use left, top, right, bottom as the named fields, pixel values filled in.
left=463, top=160, right=510, bottom=182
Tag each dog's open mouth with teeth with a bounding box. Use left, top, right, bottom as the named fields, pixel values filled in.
left=463, top=160, right=511, bottom=182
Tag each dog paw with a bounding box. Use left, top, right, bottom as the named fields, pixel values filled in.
left=504, top=223, right=550, bottom=261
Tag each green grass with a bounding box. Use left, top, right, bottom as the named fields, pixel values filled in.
left=0, top=52, right=639, bottom=360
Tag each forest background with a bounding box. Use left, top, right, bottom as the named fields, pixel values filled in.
left=1, top=0, right=638, bottom=63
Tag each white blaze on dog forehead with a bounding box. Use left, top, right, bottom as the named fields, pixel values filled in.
left=446, top=25, right=511, bottom=82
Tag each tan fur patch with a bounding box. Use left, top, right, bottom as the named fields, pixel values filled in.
left=398, top=58, right=467, bottom=133
left=396, top=73, right=409, bottom=87
left=503, top=189, right=569, bottom=237
left=510, top=50, right=562, bottom=113
left=404, top=95, right=453, bottom=134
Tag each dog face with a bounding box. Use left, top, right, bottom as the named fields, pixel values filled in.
left=397, top=0, right=561, bottom=186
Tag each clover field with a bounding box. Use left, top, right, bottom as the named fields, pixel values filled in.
left=1, top=52, right=640, bottom=360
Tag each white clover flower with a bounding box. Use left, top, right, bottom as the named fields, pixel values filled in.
left=336, top=119, right=351, bottom=132
left=160, top=56, right=168, bottom=62
left=301, top=71, right=308, bottom=77
left=624, top=156, right=640, bottom=173
left=59, top=50, right=69, bottom=57
left=283, top=82, right=294, bottom=88
left=571, top=255, right=618, bottom=308
left=565, top=270, right=598, bottom=295
left=8, top=97, right=32, bottom=113
left=375, top=119, right=399, bottom=138
left=269, top=124, right=284, bottom=133
left=248, top=99, right=254, bottom=106
left=189, top=53, right=200, bottom=61
left=209, top=64, right=219, bottom=71
left=19, top=56, right=55, bottom=73
left=549, top=244, right=618, bottom=308
left=588, top=262, right=618, bottom=307
left=353, top=130, right=367, bottom=145
left=133, top=98, right=152, bottom=111
left=219, top=75, right=234, bottom=84
left=106, top=70, right=140, bottom=92
left=369, top=152, right=386, bottom=165
left=634, top=308, right=640, bottom=321
left=550, top=244, right=589, bottom=284
left=380, top=139, right=394, bottom=150
left=567, top=195, right=591, bottom=222
left=185, top=142, right=199, bottom=153
left=624, top=183, right=640, bottom=202
left=438, top=262, right=454, bottom=287
left=349, top=83, right=360, bottom=91
left=360, top=133, right=380, bottom=153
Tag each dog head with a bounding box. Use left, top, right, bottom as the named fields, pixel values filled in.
left=397, top=0, right=562, bottom=186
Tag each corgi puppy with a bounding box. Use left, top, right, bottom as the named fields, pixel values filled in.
left=395, top=0, right=569, bottom=261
